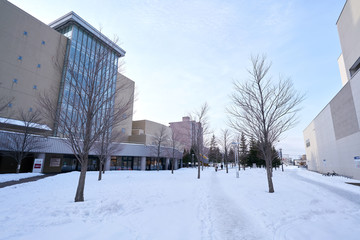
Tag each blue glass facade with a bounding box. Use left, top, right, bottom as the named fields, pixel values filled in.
left=55, top=23, right=120, bottom=136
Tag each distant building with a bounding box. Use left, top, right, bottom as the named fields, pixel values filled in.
left=129, top=120, right=172, bottom=145
left=303, top=0, right=360, bottom=179
left=169, top=116, right=201, bottom=152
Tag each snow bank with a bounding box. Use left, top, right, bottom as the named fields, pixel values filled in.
left=0, top=173, right=43, bottom=183
left=0, top=167, right=359, bottom=240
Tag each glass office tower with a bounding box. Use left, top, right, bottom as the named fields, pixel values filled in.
left=49, top=12, right=126, bottom=136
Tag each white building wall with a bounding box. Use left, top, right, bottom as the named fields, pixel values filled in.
left=304, top=79, right=360, bottom=179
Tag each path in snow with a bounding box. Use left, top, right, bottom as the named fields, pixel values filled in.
left=272, top=168, right=360, bottom=240
left=291, top=172, right=360, bottom=205
left=198, top=170, right=264, bottom=240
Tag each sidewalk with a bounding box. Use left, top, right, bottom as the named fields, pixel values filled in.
left=0, top=173, right=58, bottom=189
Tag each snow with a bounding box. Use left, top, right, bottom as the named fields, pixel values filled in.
left=0, top=173, right=43, bottom=183
left=0, top=166, right=360, bottom=240
left=0, top=117, right=51, bottom=130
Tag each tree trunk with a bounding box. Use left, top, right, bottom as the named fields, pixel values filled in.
left=16, top=162, right=21, bottom=174
left=98, top=160, right=103, bottom=181
left=197, top=156, right=200, bottom=179
left=156, top=155, right=160, bottom=171
left=171, top=158, right=174, bottom=174
left=266, top=160, right=274, bottom=193
left=75, top=158, right=88, bottom=202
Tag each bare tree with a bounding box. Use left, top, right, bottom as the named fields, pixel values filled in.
left=168, top=128, right=181, bottom=174
left=39, top=38, right=133, bottom=202
left=94, top=76, right=133, bottom=181
left=0, top=110, right=46, bottom=173
left=228, top=55, right=304, bottom=193
left=191, top=103, right=210, bottom=179
left=220, top=129, right=232, bottom=174
left=94, top=129, right=125, bottom=181
left=151, top=125, right=169, bottom=171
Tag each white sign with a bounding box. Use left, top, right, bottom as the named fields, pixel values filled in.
left=32, top=158, right=44, bottom=173
left=50, top=158, right=61, bottom=167
left=355, top=159, right=360, bottom=169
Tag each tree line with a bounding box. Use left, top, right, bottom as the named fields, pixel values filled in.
left=206, top=133, right=281, bottom=169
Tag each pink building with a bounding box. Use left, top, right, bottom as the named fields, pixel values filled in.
left=169, top=117, right=201, bottom=152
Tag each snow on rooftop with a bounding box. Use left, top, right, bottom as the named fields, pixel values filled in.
left=0, top=117, right=51, bottom=131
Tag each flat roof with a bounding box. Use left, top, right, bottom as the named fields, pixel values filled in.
left=49, top=11, right=126, bottom=57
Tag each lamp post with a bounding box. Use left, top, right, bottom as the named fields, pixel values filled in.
left=232, top=142, right=239, bottom=178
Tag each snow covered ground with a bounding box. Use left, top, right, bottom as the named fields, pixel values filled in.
left=0, top=166, right=360, bottom=240
left=0, top=173, right=43, bottom=183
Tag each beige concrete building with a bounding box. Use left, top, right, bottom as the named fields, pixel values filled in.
left=129, top=120, right=172, bottom=145
left=0, top=0, right=67, bottom=129
left=304, top=0, right=360, bottom=180
left=113, top=73, right=135, bottom=140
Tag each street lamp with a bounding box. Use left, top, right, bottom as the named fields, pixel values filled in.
left=232, top=142, right=239, bottom=178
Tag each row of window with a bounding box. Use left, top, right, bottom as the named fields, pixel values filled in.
left=23, top=31, right=46, bottom=45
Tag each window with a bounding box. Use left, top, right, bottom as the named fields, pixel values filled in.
left=29, top=108, right=33, bottom=112
left=18, top=56, right=22, bottom=61
left=306, top=139, right=310, bottom=148
left=13, top=78, right=18, bottom=84
left=23, top=31, right=28, bottom=36
left=41, top=40, right=46, bottom=45
left=33, top=85, right=37, bottom=90
left=8, top=103, right=12, bottom=108
left=37, top=64, right=41, bottom=68
left=350, top=57, right=360, bottom=78
left=121, top=128, right=126, bottom=133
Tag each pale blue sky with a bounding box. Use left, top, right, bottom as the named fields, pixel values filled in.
left=9, top=0, right=346, bottom=157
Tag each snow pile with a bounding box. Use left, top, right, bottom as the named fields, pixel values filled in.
left=0, top=167, right=359, bottom=240
left=0, top=173, right=43, bottom=183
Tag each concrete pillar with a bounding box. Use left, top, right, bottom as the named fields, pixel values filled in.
left=141, top=156, right=146, bottom=171
left=174, top=159, right=178, bottom=170
left=166, top=158, right=170, bottom=170
left=105, top=156, right=111, bottom=171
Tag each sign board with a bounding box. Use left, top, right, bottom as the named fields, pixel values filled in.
left=355, top=156, right=360, bottom=168
left=32, top=158, right=44, bottom=173
left=355, top=160, right=360, bottom=169
left=50, top=158, right=61, bottom=167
